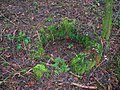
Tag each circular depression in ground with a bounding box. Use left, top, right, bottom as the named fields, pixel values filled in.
left=44, top=39, right=84, bottom=63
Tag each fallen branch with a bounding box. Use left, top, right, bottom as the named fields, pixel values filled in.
left=71, top=82, right=97, bottom=90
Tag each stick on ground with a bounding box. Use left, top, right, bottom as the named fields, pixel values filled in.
left=71, top=82, right=97, bottom=89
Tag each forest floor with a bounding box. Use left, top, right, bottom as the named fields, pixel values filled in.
left=0, top=0, right=120, bottom=90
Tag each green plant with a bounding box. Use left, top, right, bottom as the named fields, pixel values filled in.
left=16, top=32, right=30, bottom=44
left=92, top=42, right=103, bottom=60
left=52, top=57, right=69, bottom=74
left=71, top=53, right=96, bottom=75
left=30, top=44, right=45, bottom=59
left=68, top=43, right=74, bottom=49
left=80, top=34, right=103, bottom=64
left=56, top=18, right=75, bottom=39
left=16, top=44, right=22, bottom=51
left=33, top=64, right=48, bottom=79
left=80, top=34, right=92, bottom=49
left=60, top=18, right=77, bottom=38
left=47, top=25, right=57, bottom=41
left=102, top=0, right=113, bottom=40
left=6, top=31, right=31, bottom=50
left=39, top=18, right=78, bottom=45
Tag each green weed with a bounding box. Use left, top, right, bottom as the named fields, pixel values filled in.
left=52, top=57, right=69, bottom=74
left=33, top=64, right=48, bottom=79
left=60, top=18, right=77, bottom=38
left=30, top=46, right=45, bottom=59
left=16, top=32, right=30, bottom=44
left=6, top=31, right=31, bottom=50
left=92, top=42, right=103, bottom=61
left=80, top=34, right=91, bottom=49
left=71, top=53, right=96, bottom=75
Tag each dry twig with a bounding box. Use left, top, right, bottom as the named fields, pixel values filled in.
left=71, top=82, right=97, bottom=89
left=69, top=71, right=82, bottom=78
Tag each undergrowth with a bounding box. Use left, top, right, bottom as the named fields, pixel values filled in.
left=31, top=17, right=103, bottom=78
